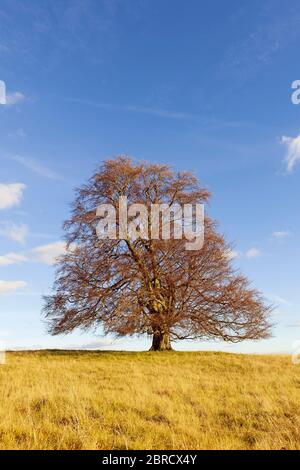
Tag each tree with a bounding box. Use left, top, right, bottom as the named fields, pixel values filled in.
left=43, top=156, right=272, bottom=351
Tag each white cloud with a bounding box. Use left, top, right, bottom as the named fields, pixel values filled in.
left=281, top=134, right=300, bottom=173
left=224, top=249, right=240, bottom=260
left=0, top=280, right=27, bottom=295
left=10, top=155, right=62, bottom=180
left=30, top=241, right=71, bottom=265
left=0, top=241, right=74, bottom=267
left=0, top=252, right=27, bottom=266
left=0, top=80, right=5, bottom=105
left=64, top=339, right=120, bottom=350
left=245, top=248, right=261, bottom=258
left=0, top=183, right=26, bottom=210
left=0, top=222, right=28, bottom=244
left=5, top=91, right=27, bottom=106
left=272, top=231, right=291, bottom=239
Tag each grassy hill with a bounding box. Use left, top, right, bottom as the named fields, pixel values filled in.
left=0, top=350, right=299, bottom=450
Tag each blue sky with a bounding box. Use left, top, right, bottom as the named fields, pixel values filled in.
left=1, top=0, right=300, bottom=353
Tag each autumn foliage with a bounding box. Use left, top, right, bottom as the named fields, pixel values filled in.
left=43, top=157, right=271, bottom=350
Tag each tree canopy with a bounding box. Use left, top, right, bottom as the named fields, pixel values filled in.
left=43, top=157, right=272, bottom=350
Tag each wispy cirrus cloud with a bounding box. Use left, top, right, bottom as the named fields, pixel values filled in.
left=0, top=241, right=73, bottom=267
left=10, top=156, right=63, bottom=180
left=272, top=231, right=292, bottom=239
left=30, top=241, right=75, bottom=265
left=0, top=222, right=28, bottom=244
left=67, top=97, right=254, bottom=131
left=287, top=322, right=300, bottom=328
left=224, top=248, right=262, bottom=260
left=67, top=97, right=194, bottom=120
left=8, top=128, right=27, bottom=138
left=5, top=91, right=27, bottom=106
left=0, top=252, right=27, bottom=266
left=281, top=134, right=300, bottom=173
left=0, top=280, right=27, bottom=295
left=220, top=5, right=300, bottom=81
left=245, top=248, right=261, bottom=259
left=63, top=339, right=121, bottom=350
left=0, top=183, right=26, bottom=210
left=265, top=293, right=292, bottom=306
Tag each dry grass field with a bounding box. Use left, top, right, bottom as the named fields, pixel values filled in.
left=0, top=350, right=299, bottom=450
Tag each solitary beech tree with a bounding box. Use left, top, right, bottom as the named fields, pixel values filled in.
left=44, top=157, right=272, bottom=350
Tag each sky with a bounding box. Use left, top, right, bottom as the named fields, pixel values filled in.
left=0, top=0, right=300, bottom=353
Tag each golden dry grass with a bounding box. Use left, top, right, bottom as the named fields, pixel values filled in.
left=0, top=350, right=299, bottom=450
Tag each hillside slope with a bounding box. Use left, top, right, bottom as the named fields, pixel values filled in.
left=0, top=351, right=299, bottom=450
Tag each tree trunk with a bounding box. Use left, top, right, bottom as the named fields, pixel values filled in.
left=150, top=331, right=173, bottom=351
